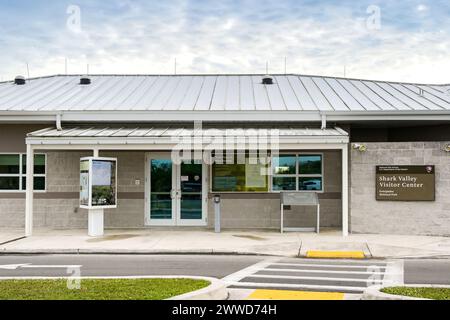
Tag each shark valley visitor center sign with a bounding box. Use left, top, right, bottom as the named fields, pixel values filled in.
left=376, top=166, right=435, bottom=201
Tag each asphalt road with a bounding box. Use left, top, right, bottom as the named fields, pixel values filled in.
left=0, top=255, right=449, bottom=288
left=404, top=259, right=450, bottom=285
left=0, top=254, right=263, bottom=278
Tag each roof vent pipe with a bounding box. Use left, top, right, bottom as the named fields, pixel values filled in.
left=262, top=75, right=273, bottom=85
left=14, top=75, right=26, bottom=85
left=80, top=77, right=91, bottom=85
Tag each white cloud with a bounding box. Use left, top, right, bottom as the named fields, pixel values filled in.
left=0, top=1, right=449, bottom=84
left=417, top=4, right=428, bottom=12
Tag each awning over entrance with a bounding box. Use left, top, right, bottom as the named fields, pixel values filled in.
left=26, top=126, right=349, bottom=147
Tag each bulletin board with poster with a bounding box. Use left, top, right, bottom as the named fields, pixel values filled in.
left=80, top=157, right=118, bottom=209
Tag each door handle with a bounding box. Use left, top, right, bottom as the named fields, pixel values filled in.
left=170, top=189, right=176, bottom=199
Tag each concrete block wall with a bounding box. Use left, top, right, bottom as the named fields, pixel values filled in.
left=1, top=149, right=342, bottom=231
left=102, top=151, right=145, bottom=228
left=0, top=151, right=146, bottom=229
left=350, top=142, right=450, bottom=236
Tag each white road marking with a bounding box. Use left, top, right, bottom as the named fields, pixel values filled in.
left=263, top=268, right=390, bottom=275
left=0, top=264, right=82, bottom=270
left=227, top=281, right=368, bottom=293
left=21, top=265, right=82, bottom=269
left=271, top=262, right=387, bottom=269
left=244, top=274, right=392, bottom=283
left=0, top=264, right=31, bottom=270
left=222, top=257, right=281, bottom=283
left=383, top=260, right=404, bottom=286
left=223, top=259, right=396, bottom=294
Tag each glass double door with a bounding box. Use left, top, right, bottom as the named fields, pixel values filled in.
left=147, top=154, right=206, bottom=226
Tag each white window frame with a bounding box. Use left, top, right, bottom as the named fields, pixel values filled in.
left=271, top=152, right=324, bottom=193
left=0, top=153, right=47, bottom=193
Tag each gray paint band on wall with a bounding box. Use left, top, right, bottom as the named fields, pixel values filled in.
left=0, top=192, right=145, bottom=199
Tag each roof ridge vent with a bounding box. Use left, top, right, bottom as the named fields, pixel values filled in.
left=262, top=75, right=273, bottom=85
left=80, top=77, right=91, bottom=85
left=14, top=75, right=26, bottom=85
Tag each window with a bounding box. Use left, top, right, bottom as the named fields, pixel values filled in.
left=212, top=152, right=269, bottom=192
left=272, top=154, right=323, bottom=192
left=0, top=154, right=46, bottom=191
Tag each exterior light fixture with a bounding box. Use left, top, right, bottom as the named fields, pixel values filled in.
left=444, top=144, right=450, bottom=153
left=352, top=143, right=367, bottom=152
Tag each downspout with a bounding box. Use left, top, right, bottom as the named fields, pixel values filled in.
left=321, top=113, right=327, bottom=129
left=56, top=113, right=63, bottom=131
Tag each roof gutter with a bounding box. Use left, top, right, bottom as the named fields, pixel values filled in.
left=0, top=110, right=450, bottom=123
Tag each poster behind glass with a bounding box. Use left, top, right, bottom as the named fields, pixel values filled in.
left=92, top=160, right=116, bottom=207
left=80, top=160, right=90, bottom=206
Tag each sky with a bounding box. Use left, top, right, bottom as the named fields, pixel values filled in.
left=0, top=0, right=449, bottom=83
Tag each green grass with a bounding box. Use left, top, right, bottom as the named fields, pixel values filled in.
left=0, top=278, right=210, bottom=300
left=381, top=287, right=450, bottom=300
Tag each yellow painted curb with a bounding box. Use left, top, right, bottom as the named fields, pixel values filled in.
left=247, top=289, right=344, bottom=300
left=306, top=250, right=366, bottom=259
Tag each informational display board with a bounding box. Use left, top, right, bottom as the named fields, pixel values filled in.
left=376, top=165, right=435, bottom=201
left=80, top=160, right=90, bottom=206
left=281, top=192, right=319, bottom=206
left=80, top=157, right=118, bottom=209
left=245, top=162, right=267, bottom=188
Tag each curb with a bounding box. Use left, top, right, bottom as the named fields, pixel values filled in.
left=168, top=276, right=229, bottom=300
left=305, top=251, right=366, bottom=259
left=362, top=284, right=450, bottom=300
left=0, top=248, right=280, bottom=257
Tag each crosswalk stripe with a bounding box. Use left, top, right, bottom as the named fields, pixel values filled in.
left=221, top=257, right=281, bottom=283
left=222, top=258, right=402, bottom=294
left=246, top=274, right=390, bottom=283
left=262, top=268, right=391, bottom=275
left=271, top=263, right=386, bottom=269
left=228, top=281, right=368, bottom=293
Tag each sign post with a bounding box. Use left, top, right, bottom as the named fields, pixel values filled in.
left=80, top=157, right=118, bottom=236
left=376, top=165, right=435, bottom=201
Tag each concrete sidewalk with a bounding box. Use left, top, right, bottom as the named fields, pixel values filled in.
left=0, top=228, right=449, bottom=258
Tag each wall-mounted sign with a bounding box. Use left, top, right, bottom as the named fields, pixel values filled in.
left=80, top=157, right=118, bottom=209
left=376, top=165, right=435, bottom=201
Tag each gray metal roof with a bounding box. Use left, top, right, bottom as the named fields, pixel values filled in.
left=1, top=74, right=449, bottom=113
left=28, top=126, right=347, bottom=138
